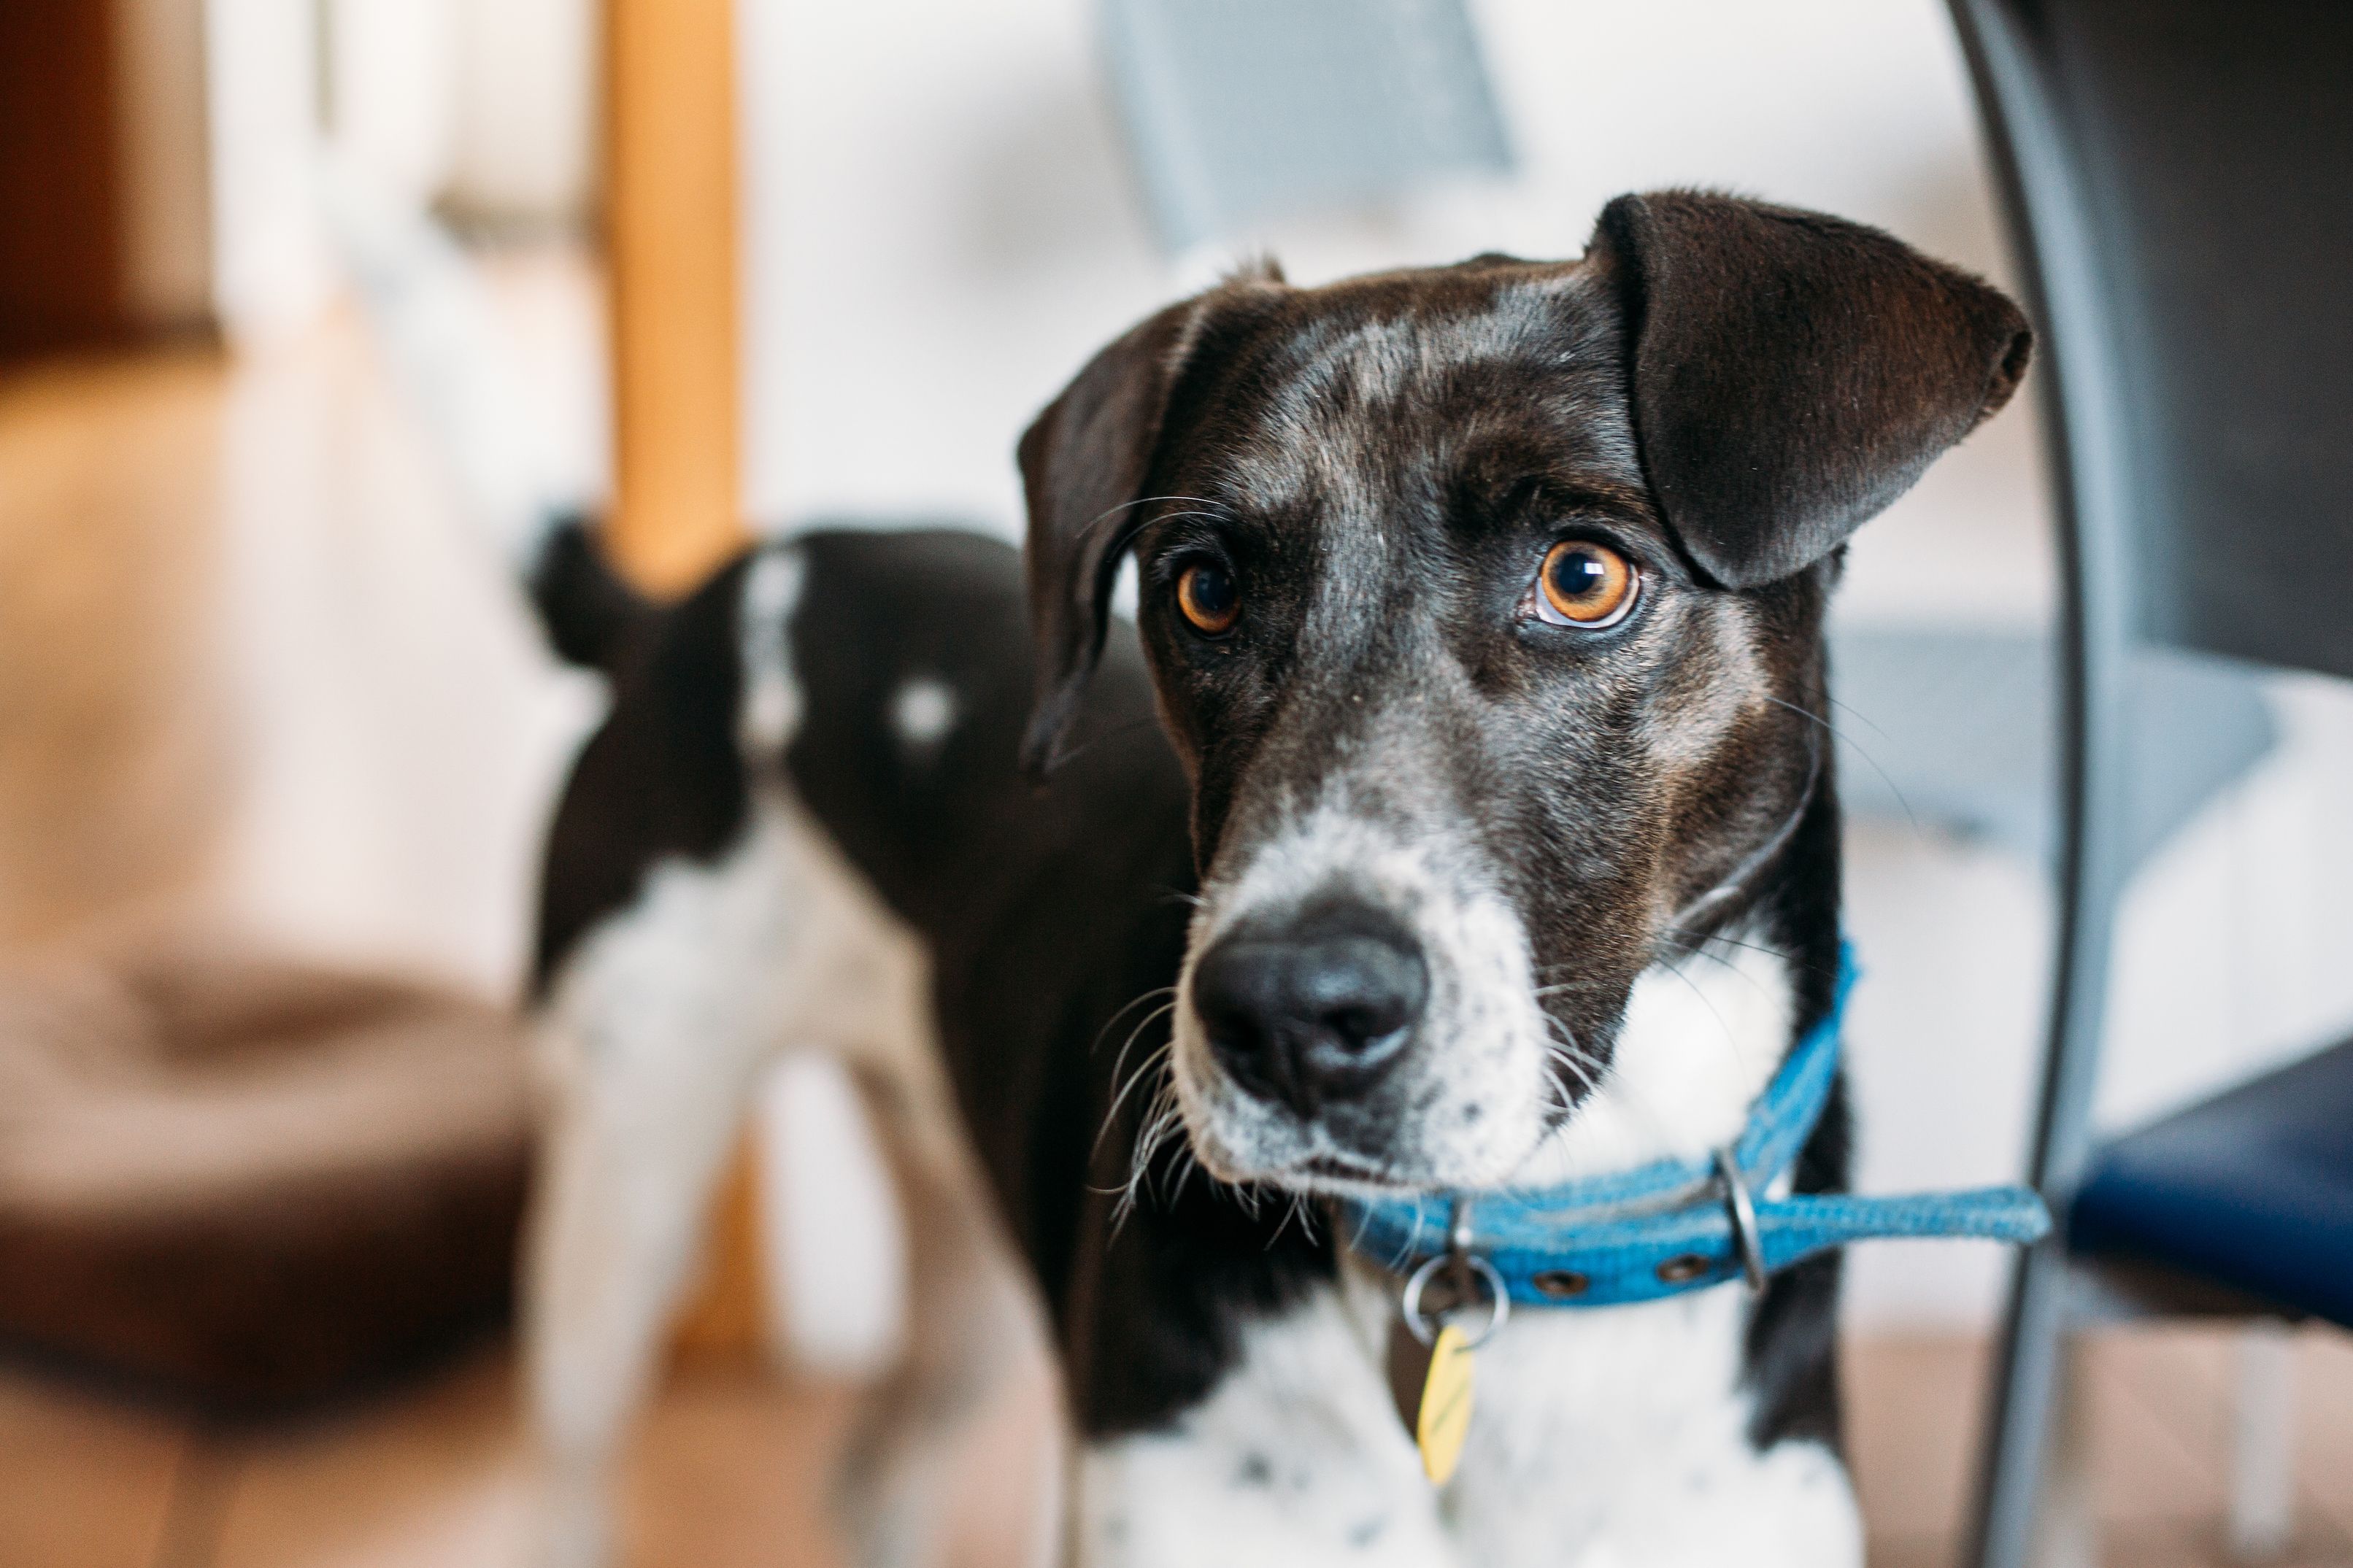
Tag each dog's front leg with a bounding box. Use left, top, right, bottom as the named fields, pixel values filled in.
left=828, top=1066, right=1056, bottom=1568
left=1069, top=1289, right=1458, bottom=1568
left=523, top=938, right=784, bottom=1568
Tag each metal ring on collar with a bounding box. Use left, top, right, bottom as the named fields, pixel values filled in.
left=1714, top=1146, right=1768, bottom=1293
left=1401, top=1252, right=1511, bottom=1349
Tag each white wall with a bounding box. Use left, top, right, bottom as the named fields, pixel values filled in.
left=443, top=0, right=598, bottom=224
left=206, top=0, right=336, bottom=344
left=206, top=0, right=596, bottom=345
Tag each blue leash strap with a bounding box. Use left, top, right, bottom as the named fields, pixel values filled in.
left=1457, top=1186, right=2049, bottom=1308
left=1341, top=943, right=2051, bottom=1308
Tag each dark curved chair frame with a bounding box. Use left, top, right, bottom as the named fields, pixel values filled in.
left=1946, top=3, right=2353, bottom=1565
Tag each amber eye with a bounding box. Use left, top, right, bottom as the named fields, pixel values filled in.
left=1535, top=540, right=1638, bottom=628
left=1176, top=560, right=1241, bottom=636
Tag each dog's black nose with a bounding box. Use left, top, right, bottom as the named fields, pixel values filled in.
left=1191, top=903, right=1428, bottom=1117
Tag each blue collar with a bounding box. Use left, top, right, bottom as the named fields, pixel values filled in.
left=1339, top=944, right=2049, bottom=1309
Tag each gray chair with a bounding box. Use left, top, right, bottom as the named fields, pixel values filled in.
left=1098, top=0, right=1513, bottom=255
left=1828, top=626, right=2273, bottom=869
left=1946, top=3, right=2353, bottom=1566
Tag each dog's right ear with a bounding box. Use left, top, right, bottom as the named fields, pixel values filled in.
left=1017, top=295, right=1217, bottom=778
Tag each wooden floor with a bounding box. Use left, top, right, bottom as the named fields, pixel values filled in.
left=3, top=1324, right=2349, bottom=1568
left=1849, top=1327, right=2353, bottom=1568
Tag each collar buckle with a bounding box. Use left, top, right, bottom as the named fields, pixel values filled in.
left=1713, top=1147, right=1768, bottom=1293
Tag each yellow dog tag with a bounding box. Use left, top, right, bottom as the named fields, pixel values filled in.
left=1387, top=1208, right=1504, bottom=1486
left=1414, top=1324, right=1477, bottom=1483
left=1389, top=1318, right=1477, bottom=1484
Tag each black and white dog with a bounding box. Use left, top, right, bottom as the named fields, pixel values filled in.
left=512, top=192, right=2031, bottom=1567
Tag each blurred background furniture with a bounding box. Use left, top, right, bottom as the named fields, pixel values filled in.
left=1828, top=629, right=2273, bottom=870
left=1100, top=0, right=1513, bottom=257
left=1947, top=4, right=2353, bottom=1566
left=0, top=922, right=531, bottom=1415
left=0, top=0, right=213, bottom=361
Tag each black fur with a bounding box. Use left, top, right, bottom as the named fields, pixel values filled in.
left=529, top=513, right=650, bottom=673
left=531, top=555, right=748, bottom=994
left=1733, top=779, right=1852, bottom=1453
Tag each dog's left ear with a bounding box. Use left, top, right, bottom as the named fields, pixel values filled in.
left=1017, top=285, right=1244, bottom=777
left=1591, top=191, right=2033, bottom=590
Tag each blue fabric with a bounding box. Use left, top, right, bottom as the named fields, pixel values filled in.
left=2071, top=1035, right=2353, bottom=1329
left=1341, top=945, right=2050, bottom=1307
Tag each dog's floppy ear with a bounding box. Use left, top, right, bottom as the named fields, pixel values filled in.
left=1591, top=191, right=2033, bottom=590
left=1017, top=292, right=1222, bottom=776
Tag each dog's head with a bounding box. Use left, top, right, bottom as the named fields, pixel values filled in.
left=1020, top=193, right=2030, bottom=1194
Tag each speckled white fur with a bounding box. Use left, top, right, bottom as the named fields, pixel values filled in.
left=1171, top=798, right=1558, bottom=1191
left=1414, top=938, right=1857, bottom=1568
left=1516, top=935, right=1796, bottom=1185
left=1082, top=932, right=1860, bottom=1568
left=1076, top=1288, right=1451, bottom=1567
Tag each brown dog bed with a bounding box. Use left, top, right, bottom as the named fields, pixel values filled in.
left=0, top=924, right=533, bottom=1416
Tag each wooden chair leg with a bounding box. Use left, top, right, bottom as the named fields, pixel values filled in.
left=599, top=0, right=761, bottom=1362
left=601, top=0, right=747, bottom=597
